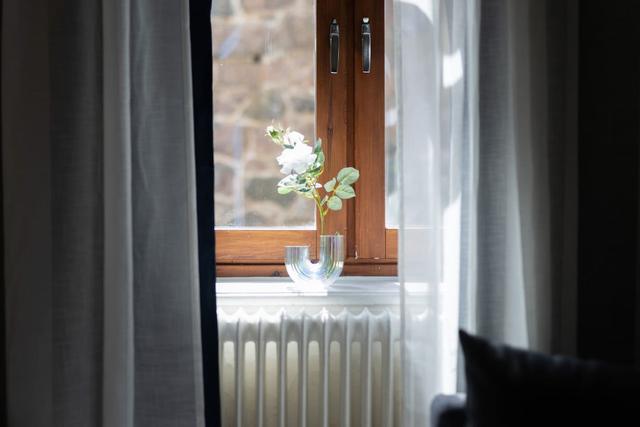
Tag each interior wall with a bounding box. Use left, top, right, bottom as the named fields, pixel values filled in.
left=577, top=0, right=640, bottom=365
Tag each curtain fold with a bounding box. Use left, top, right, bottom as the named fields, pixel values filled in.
left=396, top=0, right=578, bottom=425
left=2, top=0, right=209, bottom=426
left=470, top=0, right=578, bottom=354
left=397, top=1, right=479, bottom=425
left=189, top=0, right=221, bottom=424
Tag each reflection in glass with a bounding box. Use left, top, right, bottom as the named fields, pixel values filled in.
left=212, top=0, right=316, bottom=228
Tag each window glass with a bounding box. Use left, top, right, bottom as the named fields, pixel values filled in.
left=212, top=0, right=316, bottom=228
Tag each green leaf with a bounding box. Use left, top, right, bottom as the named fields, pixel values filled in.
left=306, top=166, right=320, bottom=176
left=324, top=178, right=336, bottom=192
left=327, top=196, right=343, bottom=211
left=277, top=186, right=293, bottom=195
left=278, top=175, right=305, bottom=191
left=337, top=167, right=360, bottom=185
left=306, top=153, right=325, bottom=177
left=313, top=138, right=323, bottom=153
left=266, top=126, right=281, bottom=140
left=335, top=184, right=355, bottom=199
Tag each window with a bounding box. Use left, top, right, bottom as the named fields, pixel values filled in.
left=212, top=0, right=397, bottom=277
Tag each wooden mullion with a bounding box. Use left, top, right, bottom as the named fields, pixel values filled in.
left=353, top=0, right=386, bottom=259
left=316, top=0, right=354, bottom=245
left=385, top=228, right=397, bottom=259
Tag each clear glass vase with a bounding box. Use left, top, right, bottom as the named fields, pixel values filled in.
left=285, top=235, right=344, bottom=288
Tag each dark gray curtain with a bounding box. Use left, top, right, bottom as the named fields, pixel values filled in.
left=470, top=0, right=578, bottom=355
left=189, top=0, right=221, bottom=424
left=2, top=0, right=206, bottom=425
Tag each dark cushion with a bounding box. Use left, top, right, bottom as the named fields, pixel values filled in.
left=459, top=330, right=640, bottom=427
left=430, top=394, right=467, bottom=427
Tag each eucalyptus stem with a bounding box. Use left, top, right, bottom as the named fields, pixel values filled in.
left=313, top=191, right=326, bottom=235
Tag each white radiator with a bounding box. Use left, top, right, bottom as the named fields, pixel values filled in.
left=218, top=307, right=401, bottom=427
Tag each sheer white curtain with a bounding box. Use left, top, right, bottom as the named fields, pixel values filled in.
left=396, top=1, right=478, bottom=425
left=2, top=1, right=205, bottom=426
left=396, top=0, right=577, bottom=424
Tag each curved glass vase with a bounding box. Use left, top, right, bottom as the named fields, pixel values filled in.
left=285, top=235, right=344, bottom=288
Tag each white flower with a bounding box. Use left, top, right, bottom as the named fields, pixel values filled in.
left=277, top=143, right=317, bottom=175
left=283, top=131, right=305, bottom=147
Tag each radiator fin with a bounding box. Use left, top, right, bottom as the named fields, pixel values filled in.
left=218, top=308, right=400, bottom=427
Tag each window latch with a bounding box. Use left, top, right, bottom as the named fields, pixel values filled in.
left=330, top=19, right=339, bottom=74
left=361, top=17, right=371, bottom=74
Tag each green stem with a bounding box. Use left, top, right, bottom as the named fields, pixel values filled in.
left=309, top=169, right=326, bottom=236
left=313, top=192, right=325, bottom=235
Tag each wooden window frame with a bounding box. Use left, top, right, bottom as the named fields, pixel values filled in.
left=215, top=0, right=397, bottom=277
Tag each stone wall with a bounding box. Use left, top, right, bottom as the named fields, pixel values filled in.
left=212, top=0, right=317, bottom=227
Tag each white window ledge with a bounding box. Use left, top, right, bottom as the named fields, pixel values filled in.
left=216, top=276, right=400, bottom=307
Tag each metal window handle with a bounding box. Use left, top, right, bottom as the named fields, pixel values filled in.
left=330, top=19, right=339, bottom=74
left=361, top=17, right=371, bottom=73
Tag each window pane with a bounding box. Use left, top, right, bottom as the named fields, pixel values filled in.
left=212, top=0, right=316, bottom=228
left=385, top=0, right=399, bottom=228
